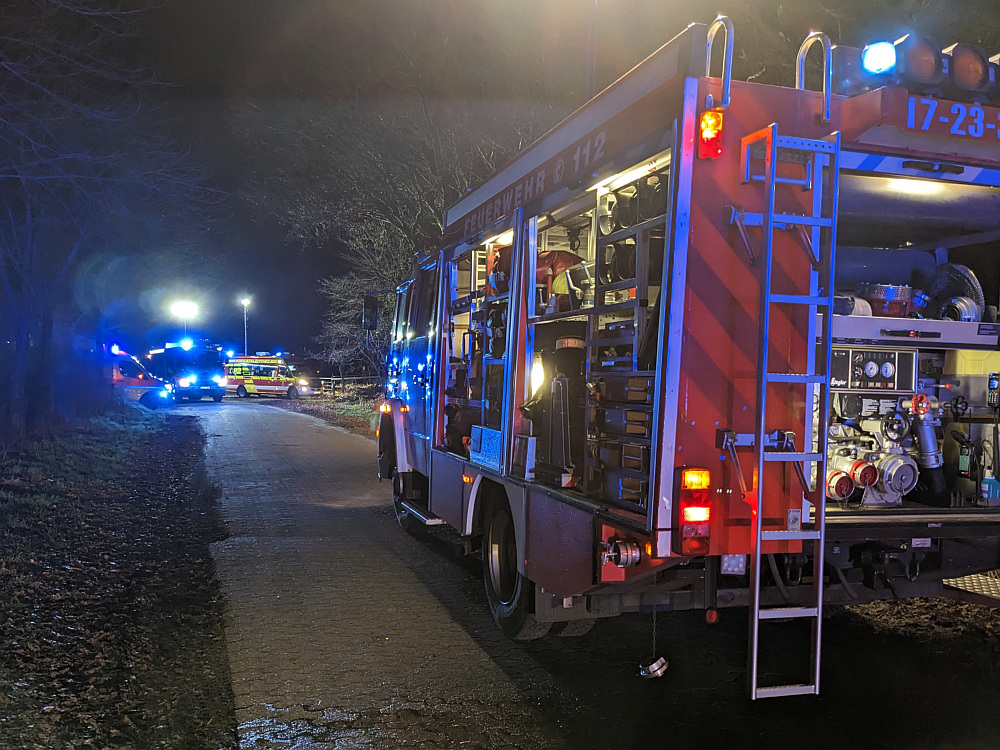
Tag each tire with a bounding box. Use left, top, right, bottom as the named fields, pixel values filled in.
left=236, top=385, right=247, bottom=398
left=551, top=619, right=597, bottom=637
left=287, top=386, right=299, bottom=399
left=482, top=496, right=551, bottom=640
left=138, top=393, right=158, bottom=411
left=213, top=394, right=224, bottom=402
left=391, top=468, right=422, bottom=533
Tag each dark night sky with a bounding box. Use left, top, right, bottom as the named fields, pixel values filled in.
left=125, top=0, right=612, bottom=356
left=118, top=0, right=982, bottom=357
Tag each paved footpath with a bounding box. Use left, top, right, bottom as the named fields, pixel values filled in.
left=190, top=402, right=1000, bottom=750
left=195, top=402, right=569, bottom=750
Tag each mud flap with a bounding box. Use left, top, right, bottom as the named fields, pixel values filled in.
left=377, top=411, right=394, bottom=480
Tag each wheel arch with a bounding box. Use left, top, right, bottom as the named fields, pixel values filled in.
left=468, top=476, right=528, bottom=576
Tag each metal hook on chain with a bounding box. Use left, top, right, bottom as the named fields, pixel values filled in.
left=639, top=584, right=668, bottom=679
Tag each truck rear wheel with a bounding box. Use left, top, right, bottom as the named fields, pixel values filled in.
left=236, top=386, right=247, bottom=398
left=391, top=468, right=421, bottom=533
left=482, top=497, right=550, bottom=640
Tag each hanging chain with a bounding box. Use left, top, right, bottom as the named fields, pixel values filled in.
left=651, top=602, right=657, bottom=660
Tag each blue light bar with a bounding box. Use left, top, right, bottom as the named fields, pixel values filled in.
left=862, top=41, right=896, bottom=75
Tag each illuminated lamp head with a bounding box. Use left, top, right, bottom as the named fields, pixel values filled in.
left=861, top=41, right=896, bottom=75
left=894, top=34, right=945, bottom=85
left=943, top=43, right=993, bottom=92
left=697, top=110, right=724, bottom=160
left=180, top=338, right=194, bottom=351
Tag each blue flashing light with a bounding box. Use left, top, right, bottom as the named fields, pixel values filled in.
left=110, top=343, right=121, bottom=355
left=180, top=338, right=194, bottom=351
left=862, top=42, right=896, bottom=75
left=226, top=349, right=235, bottom=358
left=275, top=351, right=282, bottom=357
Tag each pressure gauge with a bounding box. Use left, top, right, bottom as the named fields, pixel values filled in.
left=881, top=361, right=895, bottom=379
left=864, top=361, right=879, bottom=378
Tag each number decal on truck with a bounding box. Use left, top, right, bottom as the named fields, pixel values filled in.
left=907, top=96, right=1000, bottom=140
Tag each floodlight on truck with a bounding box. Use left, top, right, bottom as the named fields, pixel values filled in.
left=861, top=41, right=896, bottom=74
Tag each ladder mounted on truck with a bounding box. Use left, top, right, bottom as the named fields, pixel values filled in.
left=732, top=120, right=841, bottom=698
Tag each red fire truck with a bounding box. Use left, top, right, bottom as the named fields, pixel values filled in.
left=374, top=17, right=1000, bottom=697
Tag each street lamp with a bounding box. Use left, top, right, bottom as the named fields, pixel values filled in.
left=170, top=300, right=198, bottom=336
left=241, top=298, right=251, bottom=355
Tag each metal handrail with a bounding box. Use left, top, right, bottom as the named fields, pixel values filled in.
left=795, top=31, right=833, bottom=124
left=705, top=15, right=735, bottom=109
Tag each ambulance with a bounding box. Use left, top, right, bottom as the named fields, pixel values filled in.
left=225, top=355, right=312, bottom=398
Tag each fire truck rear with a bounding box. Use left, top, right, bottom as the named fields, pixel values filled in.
left=374, top=17, right=1000, bottom=697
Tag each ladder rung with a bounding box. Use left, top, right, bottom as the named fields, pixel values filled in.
left=763, top=452, right=822, bottom=462
left=750, top=174, right=810, bottom=187
left=759, top=606, right=819, bottom=620
left=737, top=213, right=832, bottom=229
left=755, top=684, right=819, bottom=699
left=761, top=530, right=822, bottom=541
left=769, top=294, right=830, bottom=306
left=773, top=213, right=832, bottom=228
left=775, top=135, right=837, bottom=153
left=766, top=373, right=825, bottom=384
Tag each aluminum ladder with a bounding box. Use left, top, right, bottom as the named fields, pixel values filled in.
left=733, top=123, right=841, bottom=699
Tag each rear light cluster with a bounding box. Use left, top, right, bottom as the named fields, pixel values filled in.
left=697, top=110, right=724, bottom=160
left=835, top=34, right=1000, bottom=103
left=675, top=467, right=712, bottom=555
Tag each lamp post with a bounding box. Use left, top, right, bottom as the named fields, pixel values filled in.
left=241, top=298, right=251, bottom=355
left=170, top=300, right=198, bottom=336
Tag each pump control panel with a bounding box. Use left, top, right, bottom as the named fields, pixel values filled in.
left=830, top=348, right=917, bottom=393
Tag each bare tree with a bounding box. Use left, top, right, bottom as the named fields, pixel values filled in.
left=0, top=0, right=220, bottom=436
left=236, top=0, right=998, bottom=380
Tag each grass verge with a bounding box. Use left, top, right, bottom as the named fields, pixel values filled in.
left=0, top=408, right=237, bottom=749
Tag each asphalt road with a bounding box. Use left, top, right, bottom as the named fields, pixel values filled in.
left=189, top=401, right=1000, bottom=750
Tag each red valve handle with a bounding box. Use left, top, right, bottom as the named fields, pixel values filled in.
left=911, top=393, right=929, bottom=416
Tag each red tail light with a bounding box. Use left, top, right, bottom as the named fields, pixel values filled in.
left=682, top=505, right=711, bottom=523
left=698, top=110, right=724, bottom=160
left=379, top=402, right=392, bottom=414
left=675, top=467, right=712, bottom=556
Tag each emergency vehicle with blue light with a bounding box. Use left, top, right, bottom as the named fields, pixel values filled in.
left=108, top=346, right=171, bottom=409
left=146, top=340, right=227, bottom=402
left=374, top=18, right=1000, bottom=697
left=225, top=355, right=311, bottom=398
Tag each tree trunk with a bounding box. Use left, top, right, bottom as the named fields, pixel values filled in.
left=7, top=304, right=32, bottom=438
left=36, top=309, right=56, bottom=424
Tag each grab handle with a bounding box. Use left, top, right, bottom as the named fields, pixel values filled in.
left=796, top=31, right=833, bottom=124
left=704, top=15, right=734, bottom=109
